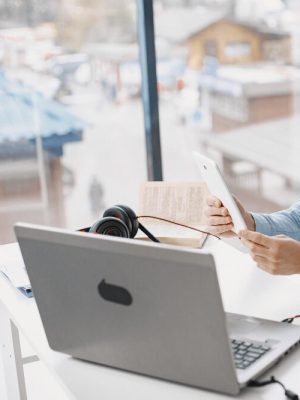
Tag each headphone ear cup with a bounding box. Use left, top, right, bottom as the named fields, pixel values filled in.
left=103, top=205, right=138, bottom=238
left=114, top=205, right=139, bottom=238
left=89, top=217, right=130, bottom=238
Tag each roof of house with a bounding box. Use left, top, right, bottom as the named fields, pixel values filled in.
left=227, top=17, right=290, bottom=39
left=0, top=72, right=85, bottom=158
left=201, top=114, right=300, bottom=184
left=199, top=63, right=300, bottom=97
left=155, top=6, right=290, bottom=44
left=155, top=7, right=226, bottom=43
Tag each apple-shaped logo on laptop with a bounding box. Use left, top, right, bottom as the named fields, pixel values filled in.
left=98, top=279, right=133, bottom=306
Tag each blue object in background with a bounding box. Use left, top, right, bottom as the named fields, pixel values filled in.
left=0, top=71, right=85, bottom=159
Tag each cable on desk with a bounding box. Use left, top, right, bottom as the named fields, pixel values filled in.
left=282, top=315, right=300, bottom=324
left=248, top=316, right=300, bottom=399
left=248, top=376, right=299, bottom=399
left=137, top=215, right=221, bottom=240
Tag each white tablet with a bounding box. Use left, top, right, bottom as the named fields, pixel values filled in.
left=194, top=153, right=247, bottom=234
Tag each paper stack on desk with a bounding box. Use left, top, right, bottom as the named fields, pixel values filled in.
left=0, top=253, right=32, bottom=297
left=138, top=181, right=209, bottom=248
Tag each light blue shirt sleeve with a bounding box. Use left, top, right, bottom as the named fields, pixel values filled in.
left=251, top=201, right=300, bottom=241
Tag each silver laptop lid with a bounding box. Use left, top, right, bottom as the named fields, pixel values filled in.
left=15, top=223, right=239, bottom=395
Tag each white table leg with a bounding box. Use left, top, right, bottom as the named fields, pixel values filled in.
left=0, top=304, right=27, bottom=400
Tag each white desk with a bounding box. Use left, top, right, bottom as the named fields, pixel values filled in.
left=1, top=239, right=300, bottom=400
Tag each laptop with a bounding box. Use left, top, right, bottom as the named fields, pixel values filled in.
left=15, top=223, right=300, bottom=396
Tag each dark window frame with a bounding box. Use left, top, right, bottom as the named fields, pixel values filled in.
left=137, top=0, right=163, bottom=181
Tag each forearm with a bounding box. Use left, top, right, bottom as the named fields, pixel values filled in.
left=251, top=201, right=300, bottom=241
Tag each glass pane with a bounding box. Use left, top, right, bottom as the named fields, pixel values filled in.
left=0, top=0, right=146, bottom=243
left=154, top=0, right=300, bottom=215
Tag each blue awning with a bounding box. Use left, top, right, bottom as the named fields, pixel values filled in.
left=0, top=72, right=85, bottom=158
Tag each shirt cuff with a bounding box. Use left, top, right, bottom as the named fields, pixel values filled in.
left=251, top=212, right=273, bottom=236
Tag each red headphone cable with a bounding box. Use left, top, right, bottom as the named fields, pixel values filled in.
left=137, top=215, right=221, bottom=240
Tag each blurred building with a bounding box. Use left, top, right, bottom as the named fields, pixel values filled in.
left=0, top=0, right=59, bottom=27
left=199, top=63, right=300, bottom=132
left=0, top=73, right=85, bottom=243
left=0, top=24, right=60, bottom=71
left=187, top=20, right=291, bottom=68
left=156, top=7, right=291, bottom=69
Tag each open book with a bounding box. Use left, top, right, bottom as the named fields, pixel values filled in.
left=137, top=181, right=209, bottom=248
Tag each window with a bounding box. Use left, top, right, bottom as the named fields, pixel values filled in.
left=2, top=1, right=300, bottom=243
left=0, top=0, right=146, bottom=243
left=154, top=0, right=300, bottom=214
left=224, top=42, right=251, bottom=58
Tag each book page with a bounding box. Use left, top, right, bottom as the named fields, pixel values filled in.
left=137, top=181, right=209, bottom=247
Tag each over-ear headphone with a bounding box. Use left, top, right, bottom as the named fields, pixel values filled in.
left=87, top=205, right=160, bottom=242
left=80, top=204, right=221, bottom=242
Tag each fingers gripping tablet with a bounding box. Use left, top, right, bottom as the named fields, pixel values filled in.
left=194, top=153, right=247, bottom=234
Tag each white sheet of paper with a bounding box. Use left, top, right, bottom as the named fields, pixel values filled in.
left=138, top=181, right=209, bottom=247
left=0, top=258, right=29, bottom=288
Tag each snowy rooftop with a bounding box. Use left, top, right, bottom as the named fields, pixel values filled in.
left=200, top=63, right=300, bottom=97
left=155, top=6, right=290, bottom=44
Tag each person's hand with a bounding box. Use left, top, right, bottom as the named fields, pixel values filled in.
left=204, top=195, right=255, bottom=236
left=239, top=230, right=300, bottom=275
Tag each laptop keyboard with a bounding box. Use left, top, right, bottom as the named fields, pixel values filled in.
left=231, top=339, right=271, bottom=370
